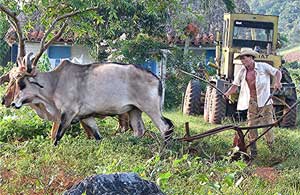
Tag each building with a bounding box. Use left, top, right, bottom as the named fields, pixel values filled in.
left=4, top=12, right=94, bottom=68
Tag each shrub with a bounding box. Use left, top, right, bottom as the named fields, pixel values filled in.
left=164, top=47, right=206, bottom=110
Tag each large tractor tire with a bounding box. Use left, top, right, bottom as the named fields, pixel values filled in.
left=183, top=80, right=204, bottom=115
left=203, top=85, right=212, bottom=122
left=278, top=67, right=297, bottom=127
left=209, top=87, right=226, bottom=124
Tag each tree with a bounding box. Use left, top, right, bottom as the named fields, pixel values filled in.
left=0, top=0, right=103, bottom=68
left=0, top=14, right=9, bottom=68
left=77, top=0, right=180, bottom=61
left=0, top=0, right=183, bottom=64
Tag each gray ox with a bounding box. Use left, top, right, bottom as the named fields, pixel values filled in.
left=0, top=67, right=129, bottom=140
left=9, top=60, right=174, bottom=145
left=1, top=67, right=129, bottom=140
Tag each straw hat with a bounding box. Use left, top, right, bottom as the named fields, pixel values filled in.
left=235, top=47, right=259, bottom=59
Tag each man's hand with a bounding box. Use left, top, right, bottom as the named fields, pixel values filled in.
left=223, top=85, right=238, bottom=100
left=274, top=81, right=282, bottom=91
left=223, top=92, right=230, bottom=100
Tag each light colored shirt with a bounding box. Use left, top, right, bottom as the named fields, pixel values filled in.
left=233, top=62, right=278, bottom=110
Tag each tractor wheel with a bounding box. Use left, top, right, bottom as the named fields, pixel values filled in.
left=203, top=85, right=212, bottom=122
left=183, top=80, right=204, bottom=115
left=278, top=67, right=297, bottom=127
left=274, top=67, right=297, bottom=127
left=209, top=87, right=226, bottom=124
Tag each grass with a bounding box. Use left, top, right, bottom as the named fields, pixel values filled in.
left=279, top=45, right=300, bottom=55
left=1, top=106, right=300, bottom=194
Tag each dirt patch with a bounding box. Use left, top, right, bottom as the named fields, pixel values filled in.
left=284, top=51, right=300, bottom=62
left=254, top=167, right=279, bottom=182
left=0, top=167, right=83, bottom=194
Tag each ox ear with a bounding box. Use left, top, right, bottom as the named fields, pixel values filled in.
left=0, top=72, right=10, bottom=85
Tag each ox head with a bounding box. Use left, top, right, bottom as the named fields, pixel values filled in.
left=11, top=75, right=45, bottom=109
left=0, top=53, right=37, bottom=108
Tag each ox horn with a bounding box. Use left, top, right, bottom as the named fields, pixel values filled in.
left=24, top=52, right=34, bottom=73
left=16, top=56, right=27, bottom=73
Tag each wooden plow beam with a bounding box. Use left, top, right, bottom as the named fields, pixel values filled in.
left=177, top=100, right=300, bottom=160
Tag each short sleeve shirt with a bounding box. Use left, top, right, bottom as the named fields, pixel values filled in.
left=232, top=62, right=278, bottom=110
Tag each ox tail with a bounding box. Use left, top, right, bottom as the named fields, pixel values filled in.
left=163, top=117, right=174, bottom=142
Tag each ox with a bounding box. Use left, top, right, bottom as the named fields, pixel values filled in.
left=1, top=68, right=130, bottom=139
left=4, top=60, right=174, bottom=145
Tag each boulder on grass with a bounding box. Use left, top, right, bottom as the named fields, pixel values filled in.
left=64, top=172, right=165, bottom=195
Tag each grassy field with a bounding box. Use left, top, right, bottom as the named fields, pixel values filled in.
left=1, top=103, right=300, bottom=194
left=279, top=45, right=300, bottom=55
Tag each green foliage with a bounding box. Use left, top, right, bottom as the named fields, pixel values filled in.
left=0, top=108, right=50, bottom=142
left=168, top=1, right=204, bottom=41
left=76, top=0, right=176, bottom=61
left=110, top=33, right=168, bottom=65
left=0, top=87, right=50, bottom=142
left=0, top=61, right=14, bottom=76
left=1, top=0, right=101, bottom=36
left=0, top=13, right=10, bottom=67
left=37, top=53, right=51, bottom=72
left=164, top=47, right=205, bottom=110
left=285, top=61, right=300, bottom=69
left=285, top=67, right=300, bottom=101
left=223, top=0, right=235, bottom=13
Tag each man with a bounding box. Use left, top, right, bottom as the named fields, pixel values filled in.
left=224, top=47, right=282, bottom=158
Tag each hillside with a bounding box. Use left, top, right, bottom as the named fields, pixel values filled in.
left=277, top=45, right=300, bottom=62
left=248, top=0, right=300, bottom=46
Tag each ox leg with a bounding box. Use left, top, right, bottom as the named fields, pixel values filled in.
left=54, top=112, right=75, bottom=146
left=117, top=113, right=130, bottom=132
left=80, top=120, right=94, bottom=138
left=80, top=117, right=102, bottom=140
left=50, top=122, right=60, bottom=141
left=129, top=109, right=145, bottom=137
left=144, top=111, right=174, bottom=142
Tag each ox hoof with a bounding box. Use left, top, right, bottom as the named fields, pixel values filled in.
left=94, top=133, right=102, bottom=141
left=163, top=129, right=174, bottom=143
left=133, top=131, right=145, bottom=138
left=53, top=139, right=59, bottom=146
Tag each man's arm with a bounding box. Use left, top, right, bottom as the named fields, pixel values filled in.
left=274, top=70, right=282, bottom=90
left=224, top=84, right=238, bottom=98
left=263, top=62, right=282, bottom=90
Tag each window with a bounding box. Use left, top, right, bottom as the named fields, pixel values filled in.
left=232, top=20, right=274, bottom=49
left=47, top=45, right=71, bottom=67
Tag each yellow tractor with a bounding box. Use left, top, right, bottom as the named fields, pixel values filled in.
left=184, top=13, right=297, bottom=127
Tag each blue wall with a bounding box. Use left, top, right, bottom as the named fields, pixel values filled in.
left=47, top=46, right=71, bottom=59
left=142, top=60, right=157, bottom=75
left=205, top=49, right=216, bottom=65
left=11, top=44, right=18, bottom=63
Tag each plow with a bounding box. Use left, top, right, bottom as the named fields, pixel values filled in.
left=177, top=92, right=299, bottom=161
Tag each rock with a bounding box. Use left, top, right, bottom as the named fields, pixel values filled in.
left=234, top=0, right=251, bottom=13
left=177, top=0, right=251, bottom=33
left=63, top=172, right=165, bottom=195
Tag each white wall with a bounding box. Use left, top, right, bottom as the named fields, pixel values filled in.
left=24, top=42, right=95, bottom=67
left=71, top=45, right=95, bottom=64
left=25, top=42, right=40, bottom=54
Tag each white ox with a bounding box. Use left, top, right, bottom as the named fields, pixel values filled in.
left=10, top=60, right=174, bottom=145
